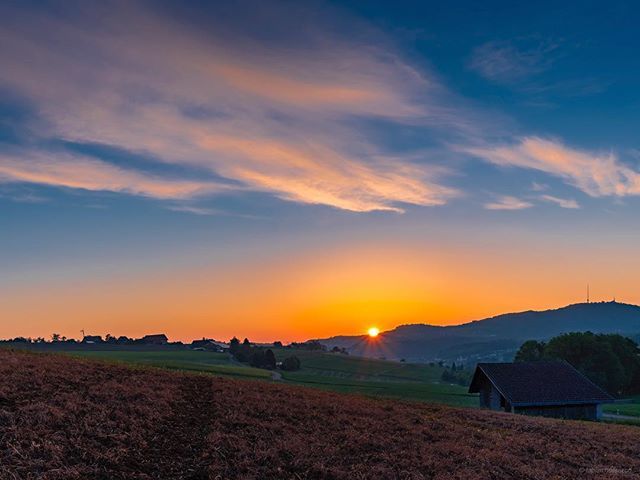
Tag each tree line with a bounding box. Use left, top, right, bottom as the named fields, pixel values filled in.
left=229, top=337, right=301, bottom=371
left=515, top=332, right=640, bottom=396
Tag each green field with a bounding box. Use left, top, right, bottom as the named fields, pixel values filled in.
left=603, top=396, right=640, bottom=418
left=64, top=350, right=272, bottom=380
left=273, top=349, right=477, bottom=407
left=32, top=346, right=477, bottom=408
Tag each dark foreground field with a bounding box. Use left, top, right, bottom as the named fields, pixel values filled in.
left=1, top=350, right=639, bottom=480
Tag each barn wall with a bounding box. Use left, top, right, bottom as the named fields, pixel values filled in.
left=478, top=376, right=504, bottom=411
left=489, top=384, right=502, bottom=410
left=514, top=404, right=598, bottom=420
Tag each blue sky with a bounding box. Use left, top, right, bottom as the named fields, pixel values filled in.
left=2, top=0, right=640, bottom=340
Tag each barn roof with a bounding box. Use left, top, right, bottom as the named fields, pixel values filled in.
left=468, top=361, right=614, bottom=406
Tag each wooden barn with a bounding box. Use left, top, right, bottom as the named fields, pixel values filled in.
left=468, top=361, right=613, bottom=420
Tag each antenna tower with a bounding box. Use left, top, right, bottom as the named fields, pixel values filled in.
left=587, top=284, right=590, bottom=303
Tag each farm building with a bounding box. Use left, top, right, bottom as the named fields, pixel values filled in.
left=191, top=338, right=226, bottom=352
left=81, top=335, right=103, bottom=344
left=140, top=334, right=168, bottom=345
left=468, top=361, right=613, bottom=420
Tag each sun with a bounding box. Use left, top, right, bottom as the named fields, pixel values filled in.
left=367, top=327, right=380, bottom=338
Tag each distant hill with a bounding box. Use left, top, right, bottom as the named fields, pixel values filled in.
left=318, top=301, right=640, bottom=364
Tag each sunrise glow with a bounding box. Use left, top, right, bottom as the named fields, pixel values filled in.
left=1, top=1, right=639, bottom=344
left=367, top=327, right=380, bottom=338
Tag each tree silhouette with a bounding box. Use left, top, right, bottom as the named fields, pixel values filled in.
left=229, top=337, right=240, bottom=354
left=281, top=356, right=301, bottom=371
left=515, top=340, right=546, bottom=362
left=264, top=349, right=276, bottom=369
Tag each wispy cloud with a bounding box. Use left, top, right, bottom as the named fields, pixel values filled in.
left=468, top=39, right=558, bottom=84
left=0, top=1, right=463, bottom=213
left=166, top=205, right=218, bottom=216
left=484, top=195, right=533, bottom=210
left=0, top=150, right=223, bottom=199
left=468, top=39, right=607, bottom=102
left=0, top=186, right=48, bottom=204
left=539, top=194, right=580, bottom=209
left=530, top=181, right=549, bottom=192
left=464, top=137, right=640, bottom=198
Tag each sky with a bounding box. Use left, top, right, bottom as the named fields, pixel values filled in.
left=2, top=0, right=640, bottom=342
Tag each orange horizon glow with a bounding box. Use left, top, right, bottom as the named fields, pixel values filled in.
left=2, top=234, right=637, bottom=344
left=367, top=327, right=380, bottom=338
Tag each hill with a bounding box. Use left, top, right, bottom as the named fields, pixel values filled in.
left=1, top=349, right=639, bottom=479
left=319, top=301, right=640, bottom=363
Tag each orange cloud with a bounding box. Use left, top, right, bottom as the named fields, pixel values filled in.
left=0, top=151, right=222, bottom=199
left=0, top=2, right=459, bottom=212
left=466, top=137, right=640, bottom=197
left=484, top=195, right=533, bottom=210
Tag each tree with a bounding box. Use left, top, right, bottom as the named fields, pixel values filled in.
left=545, top=332, right=627, bottom=396
left=273, top=341, right=283, bottom=348
left=229, top=337, right=240, bottom=354
left=514, top=340, right=546, bottom=362
left=281, top=356, right=301, bottom=371
left=606, top=335, right=640, bottom=393
left=51, top=333, right=61, bottom=342
left=264, top=349, right=276, bottom=370
left=516, top=332, right=640, bottom=396
left=250, top=350, right=266, bottom=368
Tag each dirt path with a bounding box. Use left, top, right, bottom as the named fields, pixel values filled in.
left=602, top=413, right=640, bottom=422
left=271, top=370, right=282, bottom=381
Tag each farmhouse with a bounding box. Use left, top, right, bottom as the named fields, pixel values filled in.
left=191, top=338, right=226, bottom=352
left=81, top=335, right=103, bottom=344
left=468, top=361, right=613, bottom=420
left=140, top=334, right=168, bottom=345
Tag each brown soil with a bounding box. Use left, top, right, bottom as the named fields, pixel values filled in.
left=0, top=349, right=639, bottom=479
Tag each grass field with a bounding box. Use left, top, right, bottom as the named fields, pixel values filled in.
left=274, top=349, right=476, bottom=407
left=63, top=349, right=273, bottom=380
left=6, top=344, right=477, bottom=408
left=603, top=396, right=640, bottom=418
left=2, top=349, right=640, bottom=479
